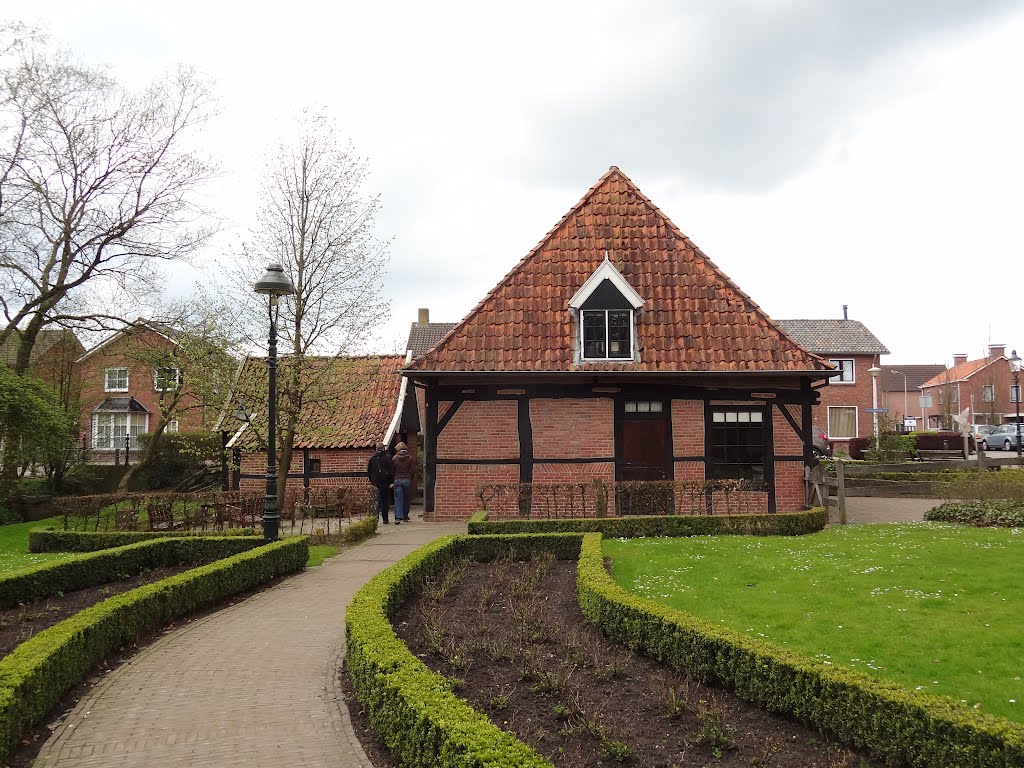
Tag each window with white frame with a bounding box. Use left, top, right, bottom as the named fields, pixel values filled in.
left=582, top=309, right=632, bottom=359
left=165, top=419, right=179, bottom=433
left=104, top=367, right=129, bottom=392
left=91, top=412, right=148, bottom=449
left=828, top=406, right=858, bottom=440
left=624, top=401, right=663, bottom=413
left=708, top=407, right=766, bottom=480
left=828, top=359, right=855, bottom=383
left=982, top=384, right=995, bottom=403
left=153, top=366, right=181, bottom=391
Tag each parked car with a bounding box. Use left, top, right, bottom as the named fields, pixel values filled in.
left=980, top=424, right=1024, bottom=451
left=971, top=425, right=997, bottom=446
left=812, top=425, right=832, bottom=459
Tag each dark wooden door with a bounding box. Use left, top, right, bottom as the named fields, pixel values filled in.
left=618, top=416, right=672, bottom=515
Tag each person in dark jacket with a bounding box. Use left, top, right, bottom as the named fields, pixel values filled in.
left=367, top=441, right=394, bottom=523
left=392, top=442, right=416, bottom=523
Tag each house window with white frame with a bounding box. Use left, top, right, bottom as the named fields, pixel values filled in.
left=91, top=412, right=148, bottom=449
left=582, top=309, right=632, bottom=359
left=828, top=359, right=855, bottom=383
left=153, top=366, right=181, bottom=391
left=828, top=406, right=858, bottom=440
left=708, top=407, right=766, bottom=480
left=982, top=384, right=995, bottom=403
left=165, top=419, right=179, bottom=433
left=104, top=367, right=129, bottom=392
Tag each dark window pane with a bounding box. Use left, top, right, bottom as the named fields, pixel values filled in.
left=582, top=311, right=606, bottom=358
left=709, top=408, right=766, bottom=480
left=607, top=311, right=631, bottom=358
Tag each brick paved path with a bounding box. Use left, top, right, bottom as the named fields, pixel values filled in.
left=830, top=496, right=942, bottom=525
left=34, top=519, right=466, bottom=768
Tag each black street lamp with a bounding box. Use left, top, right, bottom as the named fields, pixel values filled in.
left=254, top=263, right=295, bottom=541
left=1012, top=349, right=1022, bottom=462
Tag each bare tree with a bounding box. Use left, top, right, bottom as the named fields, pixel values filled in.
left=214, top=109, right=389, bottom=495
left=0, top=35, right=217, bottom=375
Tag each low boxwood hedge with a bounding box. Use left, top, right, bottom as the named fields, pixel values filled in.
left=577, top=533, right=1024, bottom=767
left=345, top=533, right=584, bottom=768
left=0, top=536, right=263, bottom=610
left=0, top=536, right=308, bottom=761
left=467, top=508, right=826, bottom=538
left=28, top=526, right=258, bottom=553
left=925, top=501, right=1024, bottom=528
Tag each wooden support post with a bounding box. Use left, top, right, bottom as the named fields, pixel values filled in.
left=424, top=385, right=438, bottom=515
left=836, top=459, right=847, bottom=525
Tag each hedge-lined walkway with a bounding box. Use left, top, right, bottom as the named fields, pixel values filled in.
left=33, top=519, right=467, bottom=768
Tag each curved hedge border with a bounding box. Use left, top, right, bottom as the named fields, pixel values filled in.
left=28, top=527, right=258, bottom=553
left=577, top=533, right=1024, bottom=767
left=0, top=536, right=308, bottom=760
left=0, top=536, right=263, bottom=610
left=345, top=533, right=584, bottom=768
left=467, top=507, right=827, bottom=538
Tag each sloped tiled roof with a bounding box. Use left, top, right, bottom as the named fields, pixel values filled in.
left=920, top=356, right=1004, bottom=389
left=0, top=329, right=84, bottom=368
left=408, top=167, right=827, bottom=373
left=223, top=355, right=404, bottom=450
left=407, top=322, right=458, bottom=358
left=879, top=365, right=946, bottom=392
left=774, top=320, right=889, bottom=356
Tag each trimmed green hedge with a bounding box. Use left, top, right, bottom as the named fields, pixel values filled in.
left=467, top=508, right=827, bottom=538
left=335, top=515, right=378, bottom=545
left=345, top=533, right=584, bottom=768
left=925, top=501, right=1024, bottom=528
left=28, top=526, right=258, bottom=553
left=578, top=533, right=1024, bottom=767
left=0, top=536, right=308, bottom=761
left=0, top=536, right=263, bottom=610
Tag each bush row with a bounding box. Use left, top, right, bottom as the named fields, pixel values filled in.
left=847, top=431, right=975, bottom=461
left=334, top=514, right=378, bottom=545
left=925, top=501, right=1024, bottom=528
left=0, top=536, right=309, bottom=762
left=345, top=533, right=584, bottom=768
left=0, top=536, right=263, bottom=610
left=28, top=526, right=258, bottom=553
left=466, top=508, right=827, bottom=537
left=576, top=533, right=1024, bottom=767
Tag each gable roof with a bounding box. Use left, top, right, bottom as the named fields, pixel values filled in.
left=879, top=365, right=947, bottom=392
left=221, top=354, right=406, bottom=450
left=920, top=356, right=1005, bottom=389
left=774, top=320, right=889, bottom=356
left=408, top=167, right=826, bottom=374
left=0, top=329, right=85, bottom=368
left=407, top=322, right=458, bottom=359
left=76, top=319, right=182, bottom=363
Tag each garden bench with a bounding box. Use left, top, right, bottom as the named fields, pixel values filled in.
left=918, top=449, right=965, bottom=461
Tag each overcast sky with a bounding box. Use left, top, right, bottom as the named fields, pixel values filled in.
left=18, top=0, right=1024, bottom=365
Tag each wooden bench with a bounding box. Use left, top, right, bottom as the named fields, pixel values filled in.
left=918, top=449, right=965, bottom=461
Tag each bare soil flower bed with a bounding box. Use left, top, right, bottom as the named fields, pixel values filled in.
left=0, top=566, right=190, bottom=659
left=389, top=553, right=877, bottom=768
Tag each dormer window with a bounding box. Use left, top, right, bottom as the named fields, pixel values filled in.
left=570, top=256, right=644, bottom=363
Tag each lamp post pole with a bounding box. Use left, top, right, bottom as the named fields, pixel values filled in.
left=1011, top=350, right=1022, bottom=463
left=254, top=263, right=295, bottom=542
left=868, top=365, right=882, bottom=439
left=891, top=369, right=908, bottom=428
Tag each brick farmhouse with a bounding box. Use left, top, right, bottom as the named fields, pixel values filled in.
left=919, top=345, right=1018, bottom=429
left=404, top=167, right=836, bottom=519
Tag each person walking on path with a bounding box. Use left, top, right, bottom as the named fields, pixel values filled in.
left=392, top=442, right=416, bottom=523
left=367, top=441, right=394, bottom=524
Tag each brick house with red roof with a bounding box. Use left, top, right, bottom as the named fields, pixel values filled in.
left=404, top=167, right=834, bottom=519
left=220, top=354, right=418, bottom=492
left=919, top=345, right=1017, bottom=429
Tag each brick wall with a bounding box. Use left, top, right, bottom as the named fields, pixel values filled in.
left=672, top=400, right=703, bottom=457
left=437, top=400, right=519, bottom=458
left=235, top=448, right=373, bottom=493
left=814, top=354, right=878, bottom=445
left=531, top=398, right=613, bottom=458
left=432, top=463, right=519, bottom=519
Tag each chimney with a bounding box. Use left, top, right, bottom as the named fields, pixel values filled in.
left=952, top=353, right=968, bottom=366
left=417, top=307, right=429, bottom=325
left=989, top=344, right=1006, bottom=359
left=842, top=304, right=848, bottom=320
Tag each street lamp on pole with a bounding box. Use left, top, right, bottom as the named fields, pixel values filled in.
left=891, top=369, right=908, bottom=428
left=868, top=365, right=882, bottom=439
left=254, top=263, right=295, bottom=542
left=1011, top=349, right=1022, bottom=462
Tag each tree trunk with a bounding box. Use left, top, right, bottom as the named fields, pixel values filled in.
left=117, top=424, right=166, bottom=491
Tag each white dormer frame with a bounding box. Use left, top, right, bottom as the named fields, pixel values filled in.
left=568, top=256, right=645, bottom=311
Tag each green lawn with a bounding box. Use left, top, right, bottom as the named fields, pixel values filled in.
left=0, top=518, right=73, bottom=573
left=605, top=523, right=1024, bottom=721
left=306, top=545, right=340, bottom=567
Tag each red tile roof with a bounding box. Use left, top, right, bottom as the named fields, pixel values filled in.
left=223, top=354, right=405, bottom=449
left=920, top=356, right=1004, bottom=389
left=408, top=167, right=827, bottom=373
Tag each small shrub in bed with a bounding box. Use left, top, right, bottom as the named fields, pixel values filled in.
left=925, top=500, right=1024, bottom=527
